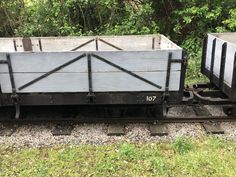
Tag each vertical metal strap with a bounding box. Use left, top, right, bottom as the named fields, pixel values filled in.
left=164, top=52, right=172, bottom=99
left=6, top=54, right=20, bottom=119
left=13, top=39, right=17, bottom=51
left=219, top=42, right=227, bottom=89
left=152, top=37, right=155, bottom=50
left=6, top=54, right=16, bottom=93
left=39, top=39, right=43, bottom=51
left=210, top=39, right=216, bottom=82
left=87, top=53, right=93, bottom=94
left=179, top=50, right=188, bottom=99
left=95, top=38, right=98, bottom=51
left=201, top=36, right=208, bottom=73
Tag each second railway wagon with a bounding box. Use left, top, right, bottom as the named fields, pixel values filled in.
left=202, top=33, right=236, bottom=102
left=0, top=35, right=186, bottom=119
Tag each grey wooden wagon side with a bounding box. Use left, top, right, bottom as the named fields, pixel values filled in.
left=0, top=35, right=186, bottom=118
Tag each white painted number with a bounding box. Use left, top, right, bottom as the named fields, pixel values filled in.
left=146, top=96, right=157, bottom=102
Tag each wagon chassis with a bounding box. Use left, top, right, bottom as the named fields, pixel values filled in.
left=1, top=83, right=236, bottom=123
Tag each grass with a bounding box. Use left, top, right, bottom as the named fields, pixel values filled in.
left=1, top=136, right=236, bottom=177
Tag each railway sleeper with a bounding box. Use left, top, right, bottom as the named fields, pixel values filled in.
left=107, top=124, right=125, bottom=136
left=0, top=123, right=17, bottom=136
left=201, top=122, right=224, bottom=134
left=149, top=123, right=168, bottom=136
left=52, top=123, right=74, bottom=136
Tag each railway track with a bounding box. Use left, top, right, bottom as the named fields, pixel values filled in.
left=0, top=120, right=230, bottom=138
left=0, top=105, right=235, bottom=137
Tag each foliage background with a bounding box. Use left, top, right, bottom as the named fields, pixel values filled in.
left=0, top=0, right=236, bottom=83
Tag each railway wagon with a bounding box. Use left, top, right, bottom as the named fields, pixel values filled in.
left=202, top=32, right=236, bottom=102
left=0, top=35, right=186, bottom=119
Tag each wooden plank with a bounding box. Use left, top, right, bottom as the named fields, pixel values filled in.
left=95, top=50, right=183, bottom=61
left=201, top=122, right=224, bottom=134
left=0, top=70, right=181, bottom=93
left=91, top=51, right=182, bottom=72
left=0, top=52, right=88, bottom=73
left=224, top=43, right=236, bottom=86
left=40, top=37, right=96, bottom=51
left=0, top=52, right=182, bottom=73
left=31, top=38, right=42, bottom=52
left=0, top=124, right=16, bottom=136
left=98, top=36, right=155, bottom=50
left=38, top=35, right=160, bottom=51
left=205, top=34, right=215, bottom=69
left=213, top=38, right=225, bottom=77
left=107, top=124, right=125, bottom=136
left=91, top=57, right=181, bottom=72
left=160, top=35, right=181, bottom=50
left=149, top=123, right=168, bottom=136
left=0, top=35, right=181, bottom=52
left=92, top=71, right=181, bottom=91
left=0, top=39, right=16, bottom=52
left=0, top=38, right=24, bottom=52
left=0, top=51, right=182, bottom=73
left=0, top=73, right=88, bottom=93
left=214, top=33, right=236, bottom=44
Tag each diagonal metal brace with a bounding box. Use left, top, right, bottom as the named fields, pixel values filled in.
left=98, top=38, right=123, bottom=50
left=71, top=39, right=95, bottom=51
left=19, top=53, right=86, bottom=90
left=91, top=54, right=162, bottom=89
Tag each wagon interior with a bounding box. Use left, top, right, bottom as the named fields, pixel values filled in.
left=0, top=34, right=181, bottom=52
left=212, top=33, right=236, bottom=45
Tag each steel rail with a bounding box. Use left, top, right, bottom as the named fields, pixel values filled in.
left=1, top=115, right=236, bottom=124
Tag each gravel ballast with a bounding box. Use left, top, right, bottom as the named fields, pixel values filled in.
left=0, top=105, right=236, bottom=148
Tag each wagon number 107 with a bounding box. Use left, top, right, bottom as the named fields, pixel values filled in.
left=146, top=96, right=157, bottom=102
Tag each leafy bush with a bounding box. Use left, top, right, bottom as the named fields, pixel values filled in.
left=104, top=3, right=159, bottom=35
left=167, top=0, right=236, bottom=83
left=0, top=0, right=23, bottom=37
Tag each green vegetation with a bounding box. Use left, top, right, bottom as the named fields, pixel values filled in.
left=1, top=137, right=236, bottom=176
left=0, top=0, right=236, bottom=83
